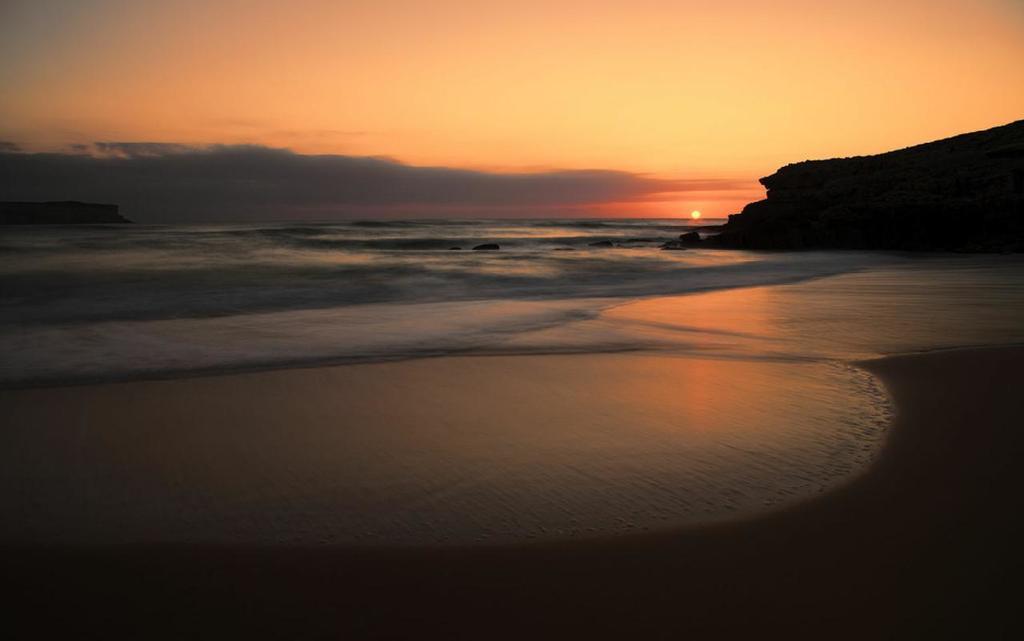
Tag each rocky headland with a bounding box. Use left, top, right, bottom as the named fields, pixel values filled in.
left=710, top=120, right=1024, bottom=252
left=0, top=201, right=129, bottom=225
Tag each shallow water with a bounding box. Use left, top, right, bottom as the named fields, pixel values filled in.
left=0, top=218, right=983, bottom=385
left=2, top=224, right=1023, bottom=386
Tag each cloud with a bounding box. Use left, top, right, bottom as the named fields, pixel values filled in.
left=0, top=143, right=746, bottom=222
left=89, top=142, right=195, bottom=157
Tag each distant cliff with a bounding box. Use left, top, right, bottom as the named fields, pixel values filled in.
left=712, top=120, right=1024, bottom=252
left=0, top=201, right=130, bottom=225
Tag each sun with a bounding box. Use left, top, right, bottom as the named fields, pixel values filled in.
left=690, top=210, right=701, bottom=220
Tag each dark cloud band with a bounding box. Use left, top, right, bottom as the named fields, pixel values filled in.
left=0, top=143, right=745, bottom=221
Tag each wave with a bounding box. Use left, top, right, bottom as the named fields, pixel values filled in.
left=0, top=245, right=889, bottom=327
left=0, top=219, right=909, bottom=386
left=0, top=221, right=715, bottom=255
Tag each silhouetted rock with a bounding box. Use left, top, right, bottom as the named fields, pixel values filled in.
left=472, top=243, right=500, bottom=250
left=588, top=240, right=614, bottom=247
left=678, top=231, right=702, bottom=245
left=0, top=201, right=129, bottom=224
left=710, top=120, right=1024, bottom=252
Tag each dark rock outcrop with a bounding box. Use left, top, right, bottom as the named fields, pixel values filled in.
left=588, top=240, right=614, bottom=247
left=678, top=231, right=702, bottom=245
left=711, top=120, right=1024, bottom=252
left=472, top=243, right=500, bottom=250
left=0, top=201, right=129, bottom=225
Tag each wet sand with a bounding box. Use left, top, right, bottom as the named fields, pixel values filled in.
left=0, top=353, right=889, bottom=546
left=4, top=346, right=1024, bottom=639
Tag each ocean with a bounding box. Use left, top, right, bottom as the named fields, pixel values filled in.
left=3, top=218, right=1024, bottom=387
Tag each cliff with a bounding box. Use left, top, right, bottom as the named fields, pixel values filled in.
left=0, top=201, right=130, bottom=225
left=712, top=120, right=1024, bottom=252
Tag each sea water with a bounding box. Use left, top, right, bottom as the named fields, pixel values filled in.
left=3, top=219, right=1024, bottom=545
left=7, top=218, right=1022, bottom=386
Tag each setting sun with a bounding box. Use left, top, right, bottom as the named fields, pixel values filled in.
left=691, top=211, right=702, bottom=220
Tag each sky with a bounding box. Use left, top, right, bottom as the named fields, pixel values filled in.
left=1, top=0, right=1023, bottom=220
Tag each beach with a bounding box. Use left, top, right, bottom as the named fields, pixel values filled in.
left=3, top=345, right=1023, bottom=638
left=0, top=352, right=890, bottom=546
left=3, top=225, right=1024, bottom=638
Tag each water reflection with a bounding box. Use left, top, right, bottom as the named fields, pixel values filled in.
left=0, top=352, right=889, bottom=546
left=516, top=255, right=1024, bottom=362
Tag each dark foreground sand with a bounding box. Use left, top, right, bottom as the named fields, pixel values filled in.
left=4, top=347, right=1024, bottom=639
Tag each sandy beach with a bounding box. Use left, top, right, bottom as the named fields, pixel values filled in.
left=0, top=351, right=889, bottom=546
left=4, top=345, right=1023, bottom=639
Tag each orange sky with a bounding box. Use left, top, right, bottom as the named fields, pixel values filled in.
left=2, top=0, right=1023, bottom=217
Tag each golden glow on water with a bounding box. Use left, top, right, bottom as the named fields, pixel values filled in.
left=0, top=351, right=889, bottom=545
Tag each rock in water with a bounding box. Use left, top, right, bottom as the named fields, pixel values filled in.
left=678, top=231, right=702, bottom=245
left=588, top=240, right=614, bottom=247
left=472, top=243, right=500, bottom=250
left=710, top=120, right=1024, bottom=252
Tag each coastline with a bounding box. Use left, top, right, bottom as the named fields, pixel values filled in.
left=4, top=345, right=1024, bottom=638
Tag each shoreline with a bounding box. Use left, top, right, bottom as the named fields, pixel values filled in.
left=5, top=336, right=1024, bottom=393
left=0, top=351, right=889, bottom=547
left=9, top=250, right=1024, bottom=392
left=4, top=345, right=1024, bottom=638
